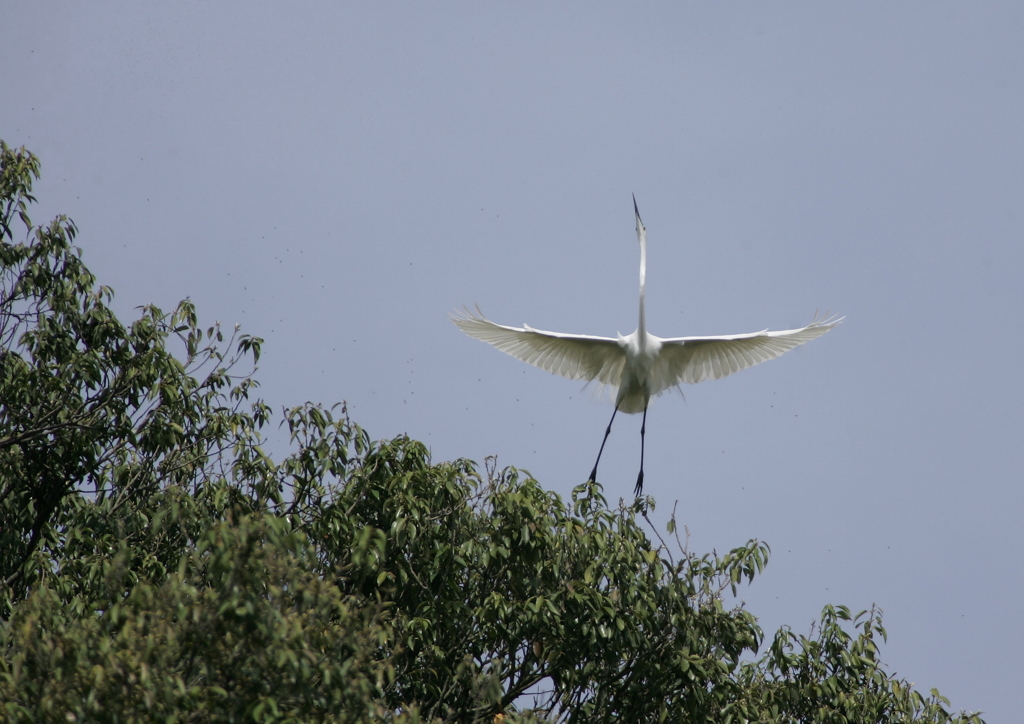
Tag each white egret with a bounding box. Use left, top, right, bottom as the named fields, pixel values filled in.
left=453, top=197, right=841, bottom=496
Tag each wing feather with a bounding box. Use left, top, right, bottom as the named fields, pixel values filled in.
left=451, top=307, right=626, bottom=387
left=651, top=314, right=842, bottom=390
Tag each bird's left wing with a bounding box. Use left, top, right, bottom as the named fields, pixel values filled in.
left=651, top=314, right=842, bottom=390
left=452, top=306, right=626, bottom=386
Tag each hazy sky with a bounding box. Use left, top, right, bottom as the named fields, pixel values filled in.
left=3, top=3, right=1022, bottom=719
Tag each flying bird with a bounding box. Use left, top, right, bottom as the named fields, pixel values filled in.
left=453, top=197, right=840, bottom=497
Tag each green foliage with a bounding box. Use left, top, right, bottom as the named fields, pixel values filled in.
left=3, top=511, right=401, bottom=723
left=311, top=438, right=766, bottom=721
left=734, top=604, right=975, bottom=723
left=1, top=140, right=274, bottom=614
left=0, top=141, right=985, bottom=723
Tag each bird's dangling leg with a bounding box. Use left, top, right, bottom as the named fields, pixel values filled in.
left=634, top=405, right=648, bottom=497
left=588, top=405, right=619, bottom=483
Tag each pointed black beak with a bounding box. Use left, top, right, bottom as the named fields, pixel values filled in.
left=632, top=194, right=643, bottom=225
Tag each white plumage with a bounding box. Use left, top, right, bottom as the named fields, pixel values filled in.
left=452, top=307, right=838, bottom=413
left=453, top=197, right=841, bottom=495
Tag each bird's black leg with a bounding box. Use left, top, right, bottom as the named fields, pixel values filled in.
left=634, top=405, right=648, bottom=497
left=588, top=405, right=619, bottom=483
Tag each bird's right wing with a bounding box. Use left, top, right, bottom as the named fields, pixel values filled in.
left=652, top=314, right=842, bottom=389
left=452, top=306, right=626, bottom=386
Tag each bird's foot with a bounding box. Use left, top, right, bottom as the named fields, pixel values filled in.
left=633, top=470, right=644, bottom=497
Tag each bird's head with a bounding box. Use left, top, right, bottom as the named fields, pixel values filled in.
left=632, top=194, right=646, bottom=245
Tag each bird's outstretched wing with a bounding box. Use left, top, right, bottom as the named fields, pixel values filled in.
left=452, top=306, right=626, bottom=386
left=652, top=314, right=843, bottom=389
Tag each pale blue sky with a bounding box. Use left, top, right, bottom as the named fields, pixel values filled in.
left=3, top=3, right=1022, bottom=719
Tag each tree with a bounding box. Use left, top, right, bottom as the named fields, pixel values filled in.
left=0, top=141, right=985, bottom=723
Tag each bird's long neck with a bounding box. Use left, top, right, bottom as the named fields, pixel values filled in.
left=637, top=232, right=647, bottom=340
